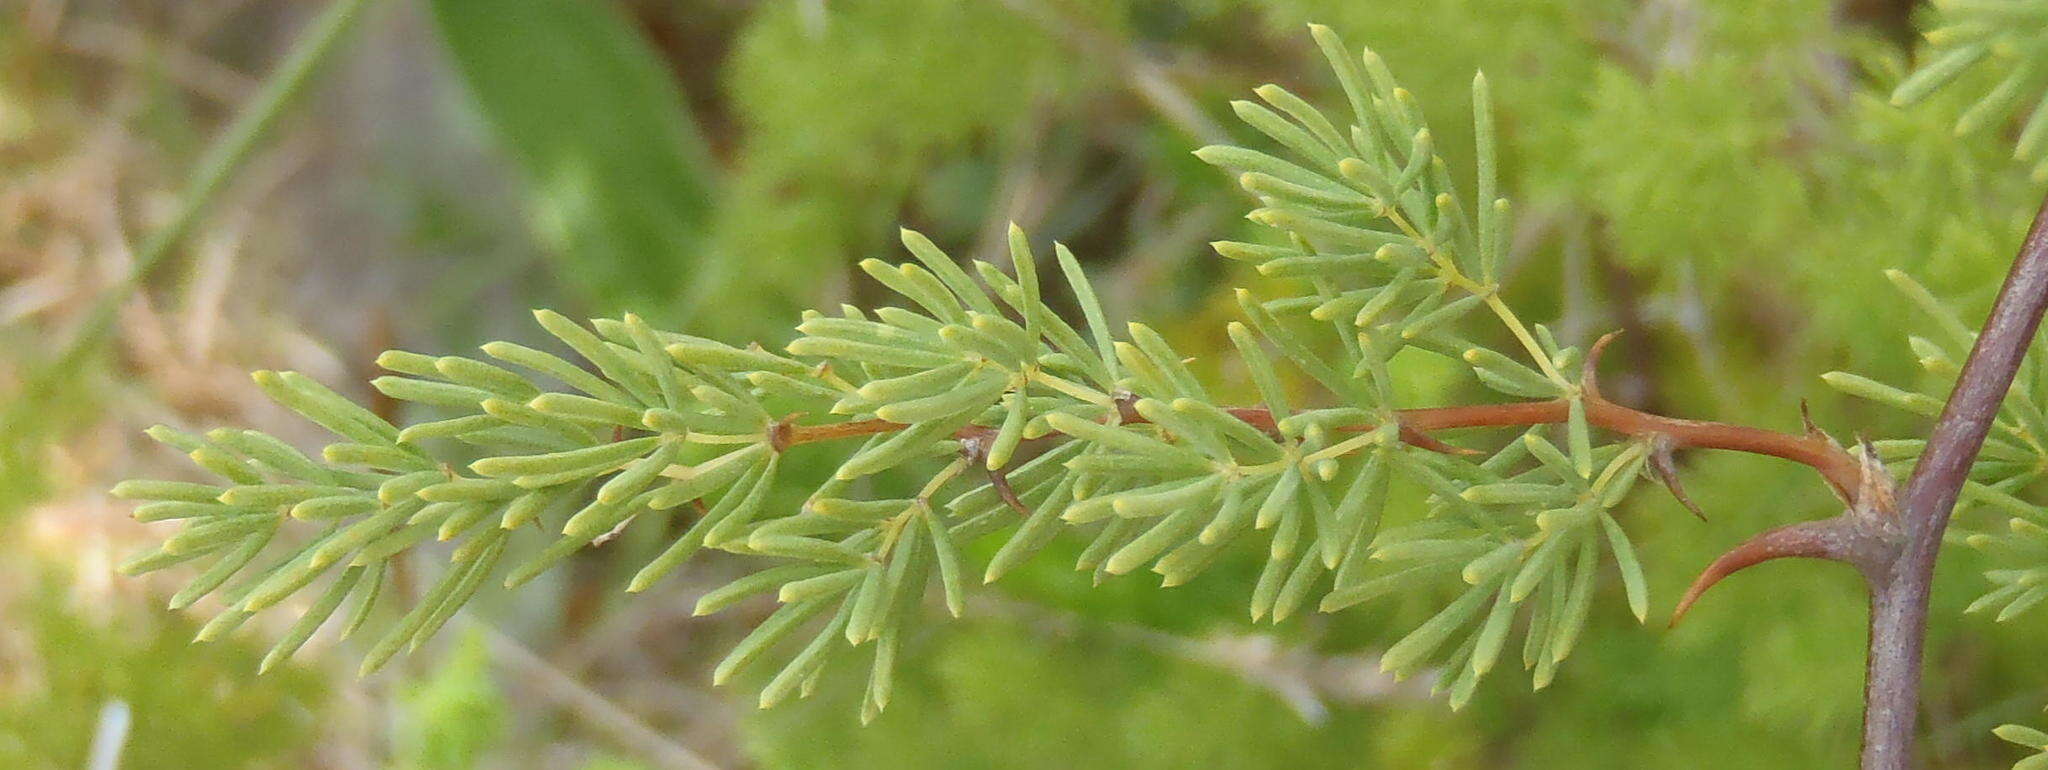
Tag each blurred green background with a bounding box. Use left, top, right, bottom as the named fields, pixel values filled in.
left=3, top=0, right=2046, bottom=767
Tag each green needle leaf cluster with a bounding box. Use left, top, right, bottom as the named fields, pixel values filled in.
left=1892, top=0, right=2048, bottom=178
left=106, top=25, right=1780, bottom=721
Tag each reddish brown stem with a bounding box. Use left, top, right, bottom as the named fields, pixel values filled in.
left=781, top=418, right=906, bottom=445
left=1394, top=399, right=1863, bottom=498
left=779, top=388, right=1862, bottom=503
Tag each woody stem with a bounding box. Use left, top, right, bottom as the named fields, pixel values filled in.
left=782, top=396, right=1862, bottom=499
left=1861, top=193, right=2048, bottom=770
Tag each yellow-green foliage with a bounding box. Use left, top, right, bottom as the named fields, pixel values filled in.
left=75, top=0, right=2048, bottom=766
left=115, top=28, right=1674, bottom=724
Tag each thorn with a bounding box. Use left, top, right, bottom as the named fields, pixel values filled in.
left=1581, top=331, right=1621, bottom=402
left=1852, top=436, right=1899, bottom=521
left=1801, top=402, right=1863, bottom=506
left=1645, top=435, right=1706, bottom=521
left=1799, top=399, right=1826, bottom=441
left=987, top=465, right=1029, bottom=516
left=1670, top=516, right=1878, bottom=627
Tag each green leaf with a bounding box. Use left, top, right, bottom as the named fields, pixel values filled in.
left=1549, top=535, right=1600, bottom=665
left=428, top=0, right=715, bottom=317
left=1997, top=724, right=2048, bottom=750
left=1820, top=371, right=1944, bottom=417
left=712, top=596, right=833, bottom=686
left=774, top=568, right=866, bottom=607
left=842, top=563, right=891, bottom=645
left=1559, top=398, right=1592, bottom=477
left=762, top=600, right=854, bottom=709
left=1510, top=531, right=1568, bottom=602
left=260, top=565, right=365, bottom=673
left=1599, top=513, right=1649, bottom=622
left=1106, top=504, right=1206, bottom=576
left=1381, top=582, right=1492, bottom=677
left=1271, top=549, right=1327, bottom=622
left=1891, top=44, right=1990, bottom=106
left=985, top=476, right=1076, bottom=583
left=1469, top=585, right=1516, bottom=676
left=1054, top=243, right=1119, bottom=381
left=922, top=505, right=968, bottom=616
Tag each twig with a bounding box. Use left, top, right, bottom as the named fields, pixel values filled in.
left=1861, top=192, right=2048, bottom=770
left=479, top=624, right=725, bottom=770
left=779, top=338, right=1867, bottom=503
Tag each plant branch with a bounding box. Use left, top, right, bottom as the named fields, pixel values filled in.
left=1862, top=193, right=2048, bottom=770
left=778, top=335, right=1866, bottom=505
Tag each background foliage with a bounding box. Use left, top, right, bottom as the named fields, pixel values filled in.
left=6, top=0, right=2048, bottom=767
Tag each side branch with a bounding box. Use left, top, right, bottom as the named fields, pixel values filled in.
left=1391, top=399, right=1862, bottom=500
left=778, top=358, right=1863, bottom=505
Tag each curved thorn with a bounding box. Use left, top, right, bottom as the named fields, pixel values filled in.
left=954, top=427, right=1029, bottom=516
left=1646, top=435, right=1706, bottom=521
left=1799, top=399, right=1826, bottom=441
left=987, top=466, right=1029, bottom=516
left=1670, top=517, right=1863, bottom=627
left=1581, top=331, right=1622, bottom=402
